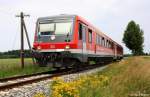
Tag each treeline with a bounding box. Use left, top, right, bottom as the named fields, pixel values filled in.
left=0, top=50, right=149, bottom=59
left=0, top=50, right=32, bottom=59
left=123, top=53, right=150, bottom=57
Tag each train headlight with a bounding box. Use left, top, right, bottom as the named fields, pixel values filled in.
left=37, top=46, right=41, bottom=50
left=65, top=45, right=70, bottom=49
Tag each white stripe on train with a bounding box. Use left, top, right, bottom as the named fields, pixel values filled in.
left=37, top=49, right=115, bottom=56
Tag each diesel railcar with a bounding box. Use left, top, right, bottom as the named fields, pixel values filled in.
left=33, top=14, right=123, bottom=68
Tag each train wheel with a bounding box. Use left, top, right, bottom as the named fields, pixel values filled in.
left=73, top=60, right=81, bottom=71
left=53, top=58, right=63, bottom=69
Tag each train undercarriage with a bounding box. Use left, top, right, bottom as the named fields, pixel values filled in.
left=33, top=51, right=123, bottom=69
left=34, top=51, right=80, bottom=68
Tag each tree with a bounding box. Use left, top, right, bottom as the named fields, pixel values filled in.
left=123, top=21, right=144, bottom=55
left=0, top=50, right=31, bottom=59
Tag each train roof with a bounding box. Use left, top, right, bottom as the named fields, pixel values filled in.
left=37, top=14, right=76, bottom=21
left=37, top=14, right=122, bottom=48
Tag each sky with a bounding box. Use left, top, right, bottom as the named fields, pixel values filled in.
left=0, top=0, right=149, bottom=54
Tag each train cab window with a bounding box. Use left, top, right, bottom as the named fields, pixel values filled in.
left=88, top=29, right=92, bottom=43
left=39, top=23, right=55, bottom=35
left=78, top=23, right=82, bottom=40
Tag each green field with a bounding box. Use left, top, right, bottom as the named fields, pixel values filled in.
left=0, top=58, right=51, bottom=78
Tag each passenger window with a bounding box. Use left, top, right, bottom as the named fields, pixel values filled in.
left=102, top=37, right=104, bottom=46
left=99, top=36, right=101, bottom=45
left=108, top=41, right=111, bottom=48
left=78, top=23, right=82, bottom=40
left=104, top=39, right=106, bottom=47
left=111, top=42, right=113, bottom=49
left=96, top=34, right=99, bottom=44
left=88, top=29, right=92, bottom=43
left=106, top=40, right=109, bottom=48
left=109, top=41, right=112, bottom=48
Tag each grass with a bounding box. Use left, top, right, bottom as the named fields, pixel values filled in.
left=79, top=56, right=150, bottom=97
left=0, top=58, right=51, bottom=79
left=49, top=56, right=150, bottom=97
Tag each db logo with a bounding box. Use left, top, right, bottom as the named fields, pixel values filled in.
left=50, top=45, right=55, bottom=48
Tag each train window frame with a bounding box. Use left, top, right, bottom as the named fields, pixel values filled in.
left=106, top=40, right=108, bottom=47
left=96, top=33, right=99, bottom=44
left=111, top=42, right=113, bottom=49
left=38, top=20, right=73, bottom=36
left=108, top=41, right=111, bottom=48
left=78, top=23, right=82, bottom=40
left=104, top=39, right=106, bottom=47
left=99, top=35, right=101, bottom=46
left=109, top=42, right=111, bottom=48
left=106, top=39, right=108, bottom=47
left=102, top=37, right=105, bottom=47
left=88, top=29, right=92, bottom=43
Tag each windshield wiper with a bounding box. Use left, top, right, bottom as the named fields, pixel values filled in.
left=65, top=32, right=70, bottom=42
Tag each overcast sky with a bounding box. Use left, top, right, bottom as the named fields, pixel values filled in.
left=0, top=0, right=149, bottom=53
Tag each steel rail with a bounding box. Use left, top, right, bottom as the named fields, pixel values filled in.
left=0, top=63, right=108, bottom=91
left=0, top=71, right=52, bottom=82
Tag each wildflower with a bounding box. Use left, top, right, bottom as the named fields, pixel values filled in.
left=50, top=74, right=109, bottom=97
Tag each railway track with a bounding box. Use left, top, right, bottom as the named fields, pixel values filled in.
left=0, top=63, right=108, bottom=91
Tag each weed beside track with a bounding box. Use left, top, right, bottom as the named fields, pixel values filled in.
left=0, top=58, right=51, bottom=79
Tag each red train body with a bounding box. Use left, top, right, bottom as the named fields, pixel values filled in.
left=33, top=15, right=123, bottom=67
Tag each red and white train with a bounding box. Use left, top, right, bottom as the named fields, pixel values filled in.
left=33, top=14, right=123, bottom=68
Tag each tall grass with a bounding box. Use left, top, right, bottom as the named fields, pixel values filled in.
left=0, top=58, right=51, bottom=78
left=38, top=56, right=150, bottom=97
left=94, top=56, right=150, bottom=97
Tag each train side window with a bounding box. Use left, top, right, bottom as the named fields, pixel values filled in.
left=88, top=29, right=92, bottom=43
left=99, top=36, right=101, bottom=45
left=102, top=37, right=105, bottom=47
left=108, top=41, right=111, bottom=48
left=96, top=34, right=99, bottom=44
left=106, top=40, right=108, bottom=47
left=109, top=41, right=112, bottom=48
left=106, top=40, right=109, bottom=48
left=78, top=23, right=82, bottom=40
left=105, top=39, right=107, bottom=47
left=104, top=39, right=106, bottom=47
left=98, top=35, right=100, bottom=45
left=111, top=42, right=113, bottom=49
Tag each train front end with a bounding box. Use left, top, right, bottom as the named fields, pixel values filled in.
left=33, top=15, right=78, bottom=68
